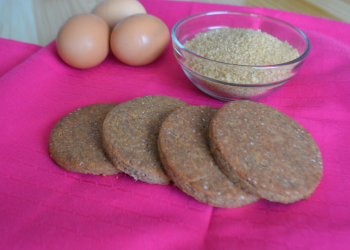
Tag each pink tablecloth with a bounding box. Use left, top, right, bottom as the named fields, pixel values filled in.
left=1, top=0, right=349, bottom=249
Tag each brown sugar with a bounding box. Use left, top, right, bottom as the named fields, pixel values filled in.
left=184, top=28, right=299, bottom=84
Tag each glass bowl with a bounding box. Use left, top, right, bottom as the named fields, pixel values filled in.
left=171, top=11, right=310, bottom=101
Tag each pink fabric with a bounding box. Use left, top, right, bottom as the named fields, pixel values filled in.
left=0, top=39, right=41, bottom=77
left=1, top=0, right=349, bottom=249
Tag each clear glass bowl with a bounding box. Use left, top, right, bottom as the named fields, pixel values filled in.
left=171, top=11, right=310, bottom=101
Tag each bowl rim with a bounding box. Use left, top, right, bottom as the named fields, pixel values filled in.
left=171, top=10, right=311, bottom=68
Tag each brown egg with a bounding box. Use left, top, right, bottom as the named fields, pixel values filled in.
left=110, top=14, right=170, bottom=66
left=56, top=14, right=109, bottom=69
left=92, top=0, right=146, bottom=30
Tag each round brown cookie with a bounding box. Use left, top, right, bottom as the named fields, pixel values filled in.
left=102, top=95, right=190, bottom=185
left=49, top=103, right=120, bottom=175
left=209, top=100, right=323, bottom=204
left=158, top=105, right=259, bottom=207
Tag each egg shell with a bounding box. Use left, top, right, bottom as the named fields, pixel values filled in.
left=56, top=14, right=109, bottom=69
left=110, top=14, right=170, bottom=66
left=92, top=0, right=146, bottom=30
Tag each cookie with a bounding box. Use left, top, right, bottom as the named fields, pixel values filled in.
left=49, top=103, right=120, bottom=175
left=209, top=100, right=323, bottom=204
left=102, top=95, right=190, bottom=185
left=158, top=106, right=259, bottom=207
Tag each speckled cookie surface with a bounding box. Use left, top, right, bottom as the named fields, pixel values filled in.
left=209, top=100, right=323, bottom=204
left=102, top=95, right=190, bottom=185
left=49, top=103, right=120, bottom=175
left=158, top=106, right=259, bottom=207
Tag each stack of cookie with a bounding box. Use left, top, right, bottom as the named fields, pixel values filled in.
left=49, top=95, right=323, bottom=207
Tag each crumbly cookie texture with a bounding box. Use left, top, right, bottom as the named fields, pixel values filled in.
left=159, top=105, right=259, bottom=207
left=49, top=103, right=120, bottom=175
left=209, top=100, right=323, bottom=204
left=102, top=95, right=190, bottom=185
